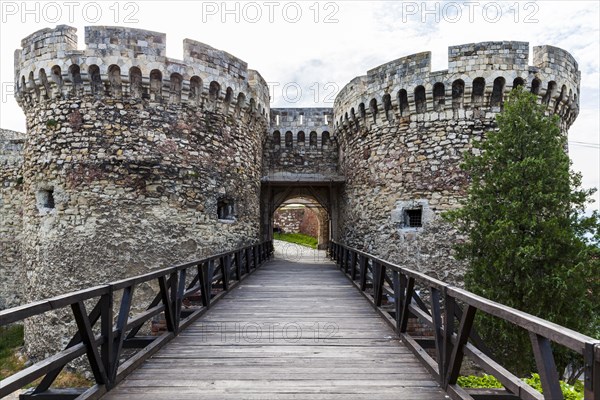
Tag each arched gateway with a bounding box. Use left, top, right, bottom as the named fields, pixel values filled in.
left=261, top=108, right=342, bottom=250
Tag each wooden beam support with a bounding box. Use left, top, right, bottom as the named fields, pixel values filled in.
left=399, top=277, right=415, bottom=333
left=529, top=332, right=563, bottom=400
left=373, top=262, right=385, bottom=307
left=70, top=301, right=108, bottom=385
left=446, top=305, right=476, bottom=385
left=359, top=255, right=367, bottom=291
left=430, top=287, right=444, bottom=381
left=584, top=342, right=600, bottom=400
left=20, top=388, right=86, bottom=399
left=158, top=275, right=176, bottom=333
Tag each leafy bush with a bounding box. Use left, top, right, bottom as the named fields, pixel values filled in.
left=523, top=374, right=583, bottom=400
left=273, top=232, right=318, bottom=249
left=457, top=374, right=502, bottom=388
left=458, top=373, right=583, bottom=400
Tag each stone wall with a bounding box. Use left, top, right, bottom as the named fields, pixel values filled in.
left=333, top=41, right=580, bottom=283
left=273, top=206, right=319, bottom=238
left=0, top=129, right=25, bottom=310
left=14, top=25, right=269, bottom=358
left=298, top=208, right=319, bottom=238
left=273, top=208, right=303, bottom=233
left=263, top=108, right=339, bottom=180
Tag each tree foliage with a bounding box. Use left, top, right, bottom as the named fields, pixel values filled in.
left=444, top=87, right=600, bottom=377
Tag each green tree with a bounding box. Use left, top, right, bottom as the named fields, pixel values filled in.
left=444, top=87, right=600, bottom=377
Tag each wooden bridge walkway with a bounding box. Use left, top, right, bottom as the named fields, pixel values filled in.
left=102, top=244, right=448, bottom=399
left=4, top=240, right=596, bottom=399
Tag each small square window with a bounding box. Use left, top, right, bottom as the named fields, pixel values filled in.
left=36, top=188, right=55, bottom=212
left=217, top=199, right=235, bottom=220
left=404, top=208, right=422, bottom=228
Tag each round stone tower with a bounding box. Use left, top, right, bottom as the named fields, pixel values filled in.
left=14, top=25, right=269, bottom=356
left=333, top=41, right=580, bottom=282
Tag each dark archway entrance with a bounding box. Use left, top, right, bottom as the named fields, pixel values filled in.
left=272, top=196, right=329, bottom=249
left=260, top=181, right=343, bottom=250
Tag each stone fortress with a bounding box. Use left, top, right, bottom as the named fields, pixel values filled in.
left=1, top=25, right=580, bottom=354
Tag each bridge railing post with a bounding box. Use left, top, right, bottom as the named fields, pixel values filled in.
left=430, top=287, right=444, bottom=383
left=198, top=262, right=210, bottom=307
left=105, top=284, right=134, bottom=384
left=174, top=268, right=187, bottom=332
left=442, top=292, right=456, bottom=390
left=257, top=244, right=262, bottom=263
left=170, top=271, right=179, bottom=331
left=530, top=333, right=563, bottom=399
left=245, top=247, right=252, bottom=273
left=71, top=300, right=109, bottom=386
left=372, top=261, right=384, bottom=307
left=444, top=305, right=476, bottom=386
left=584, top=343, right=600, bottom=400
left=158, top=274, right=176, bottom=332
left=235, top=251, right=242, bottom=280
left=358, top=255, right=367, bottom=292
left=207, top=259, right=215, bottom=302
left=221, top=256, right=230, bottom=291
left=100, top=291, right=114, bottom=388
left=344, top=248, right=349, bottom=272
left=350, top=251, right=357, bottom=280
left=398, top=276, right=414, bottom=334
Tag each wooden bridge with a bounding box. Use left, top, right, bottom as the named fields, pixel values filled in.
left=1, top=241, right=599, bottom=400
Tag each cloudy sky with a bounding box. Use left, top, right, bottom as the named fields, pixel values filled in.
left=1, top=0, right=598, bottom=210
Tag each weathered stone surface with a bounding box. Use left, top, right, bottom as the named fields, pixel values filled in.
left=333, top=41, right=579, bottom=283
left=0, top=129, right=25, bottom=309
left=262, top=108, right=340, bottom=180
left=273, top=206, right=320, bottom=238
left=12, top=25, right=269, bottom=359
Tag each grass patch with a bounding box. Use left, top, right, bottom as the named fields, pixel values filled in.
left=0, top=325, right=24, bottom=359
left=0, top=324, right=91, bottom=388
left=0, top=325, right=25, bottom=381
left=274, top=232, right=318, bottom=249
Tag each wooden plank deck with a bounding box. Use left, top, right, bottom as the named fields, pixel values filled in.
left=103, top=243, right=448, bottom=399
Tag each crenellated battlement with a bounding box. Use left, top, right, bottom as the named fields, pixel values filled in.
left=334, top=41, right=580, bottom=136
left=14, top=25, right=270, bottom=122
left=269, top=108, right=333, bottom=147
left=262, top=108, right=339, bottom=182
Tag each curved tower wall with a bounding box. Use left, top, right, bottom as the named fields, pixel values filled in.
left=333, top=41, right=580, bottom=282
left=14, top=25, right=269, bottom=356
left=0, top=129, right=25, bottom=310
